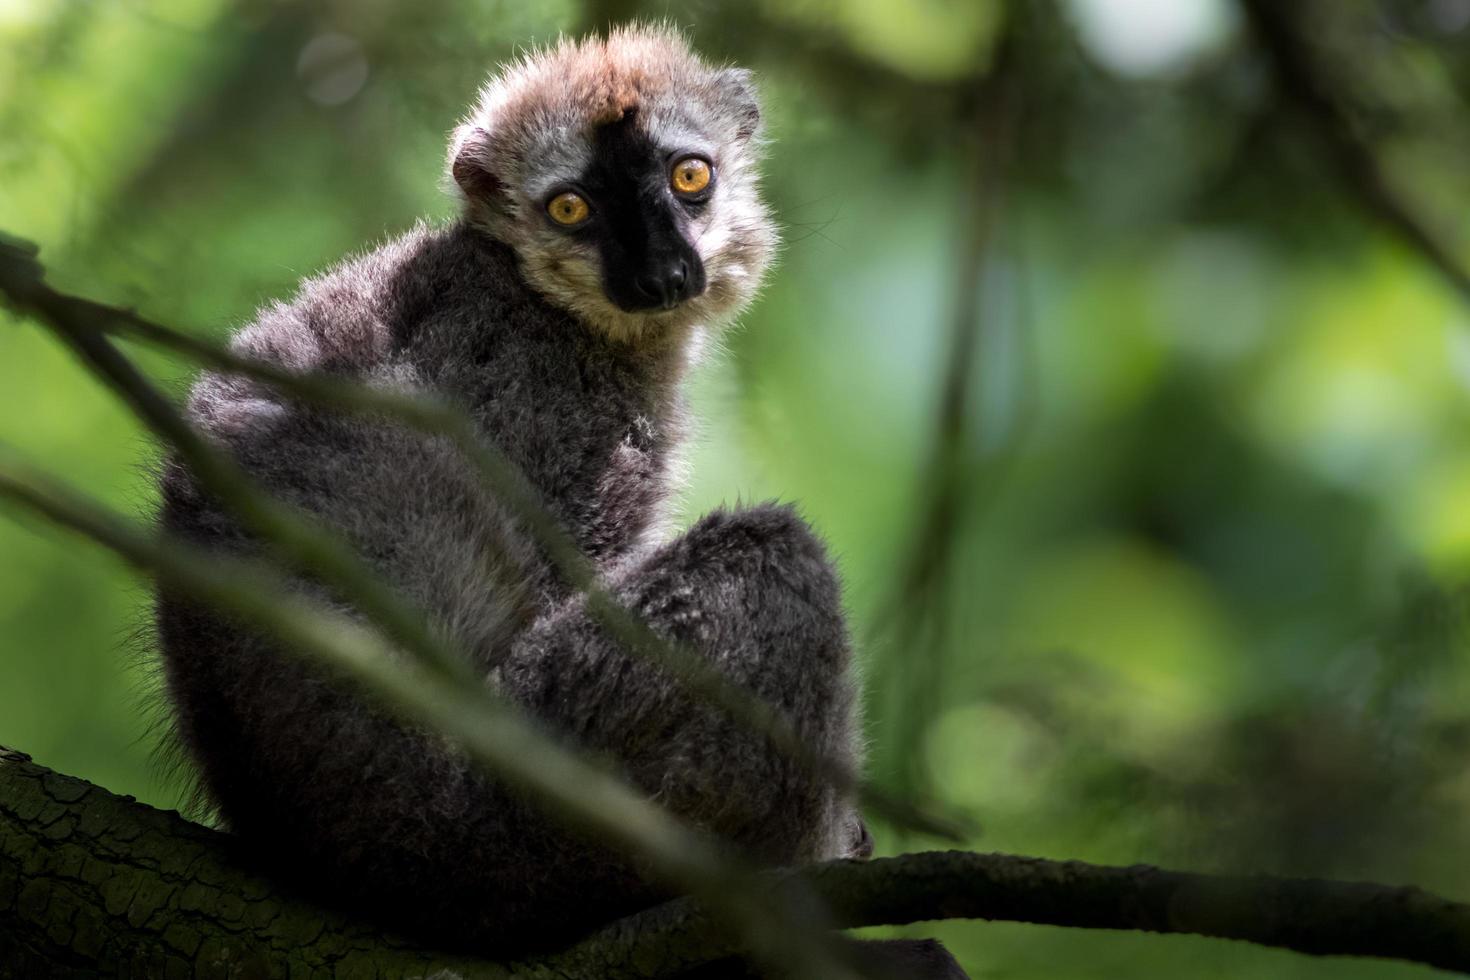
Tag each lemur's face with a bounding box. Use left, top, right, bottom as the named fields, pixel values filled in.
left=449, top=27, right=777, bottom=344
left=541, top=114, right=712, bottom=315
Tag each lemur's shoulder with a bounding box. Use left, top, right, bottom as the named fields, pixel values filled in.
left=223, top=223, right=503, bottom=373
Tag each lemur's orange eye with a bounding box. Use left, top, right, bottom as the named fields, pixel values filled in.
left=671, top=157, right=711, bottom=195
left=547, top=192, right=590, bottom=226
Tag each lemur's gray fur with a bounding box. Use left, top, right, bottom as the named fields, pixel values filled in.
left=156, top=26, right=967, bottom=978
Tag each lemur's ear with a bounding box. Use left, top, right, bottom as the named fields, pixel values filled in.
left=716, top=68, right=761, bottom=142
left=450, top=126, right=505, bottom=203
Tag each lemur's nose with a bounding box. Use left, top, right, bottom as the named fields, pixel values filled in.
left=636, top=259, right=690, bottom=309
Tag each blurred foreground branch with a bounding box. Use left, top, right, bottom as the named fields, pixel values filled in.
left=0, top=231, right=965, bottom=846
left=6, top=745, right=1470, bottom=977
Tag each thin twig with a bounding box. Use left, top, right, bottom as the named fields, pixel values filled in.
left=0, top=240, right=470, bottom=685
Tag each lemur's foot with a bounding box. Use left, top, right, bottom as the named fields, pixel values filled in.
left=847, top=813, right=875, bottom=860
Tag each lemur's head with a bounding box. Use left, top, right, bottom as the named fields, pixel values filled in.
left=448, top=25, right=776, bottom=344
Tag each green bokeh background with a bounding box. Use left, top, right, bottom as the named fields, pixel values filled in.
left=5, top=0, right=1470, bottom=975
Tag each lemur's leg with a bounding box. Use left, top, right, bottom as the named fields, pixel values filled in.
left=500, top=502, right=864, bottom=863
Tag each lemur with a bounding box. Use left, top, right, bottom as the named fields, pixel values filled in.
left=156, top=25, right=968, bottom=979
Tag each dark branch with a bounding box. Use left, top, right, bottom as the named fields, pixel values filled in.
left=583, top=850, right=1470, bottom=975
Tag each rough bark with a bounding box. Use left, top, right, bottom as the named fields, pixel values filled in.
left=0, top=746, right=501, bottom=979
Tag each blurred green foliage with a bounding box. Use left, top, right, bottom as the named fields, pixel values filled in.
left=4, top=0, right=1470, bottom=975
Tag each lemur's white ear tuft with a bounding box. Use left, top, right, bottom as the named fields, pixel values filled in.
left=450, top=126, right=505, bottom=203
left=716, top=68, right=761, bottom=141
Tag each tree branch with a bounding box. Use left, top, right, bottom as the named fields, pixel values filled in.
left=7, top=745, right=1470, bottom=978
left=0, top=745, right=498, bottom=979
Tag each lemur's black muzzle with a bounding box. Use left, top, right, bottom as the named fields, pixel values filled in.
left=600, top=196, right=706, bottom=313
left=585, top=113, right=709, bottom=313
